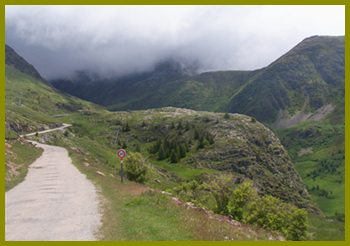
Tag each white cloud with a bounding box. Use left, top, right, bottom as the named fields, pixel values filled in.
left=5, top=5, right=345, bottom=78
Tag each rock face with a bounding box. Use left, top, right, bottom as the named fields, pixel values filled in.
left=195, top=114, right=310, bottom=208
left=139, top=108, right=312, bottom=209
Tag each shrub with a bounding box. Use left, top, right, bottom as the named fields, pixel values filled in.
left=227, top=181, right=308, bottom=240
left=125, top=153, right=148, bottom=183
left=227, top=181, right=258, bottom=220
left=172, top=178, right=308, bottom=240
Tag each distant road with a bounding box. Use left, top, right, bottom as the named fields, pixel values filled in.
left=20, top=123, right=71, bottom=138
left=6, top=127, right=102, bottom=240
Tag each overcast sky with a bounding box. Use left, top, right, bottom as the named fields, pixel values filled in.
left=6, top=5, right=345, bottom=79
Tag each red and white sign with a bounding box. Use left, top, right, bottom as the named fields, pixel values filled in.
left=117, top=149, right=127, bottom=160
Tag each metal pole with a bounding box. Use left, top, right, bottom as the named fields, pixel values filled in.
left=120, top=159, right=124, bottom=183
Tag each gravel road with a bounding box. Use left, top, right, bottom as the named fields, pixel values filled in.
left=5, top=141, right=101, bottom=241
left=19, top=123, right=71, bottom=138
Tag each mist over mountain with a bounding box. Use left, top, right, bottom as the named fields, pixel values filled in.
left=6, top=6, right=344, bottom=79
left=50, top=35, right=344, bottom=126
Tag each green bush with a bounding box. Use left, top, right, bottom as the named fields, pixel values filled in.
left=227, top=181, right=308, bottom=240
left=172, top=178, right=308, bottom=240
left=227, top=181, right=258, bottom=220
left=125, top=153, right=147, bottom=183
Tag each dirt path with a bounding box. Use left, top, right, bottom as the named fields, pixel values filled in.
left=5, top=141, right=101, bottom=241
left=19, top=123, right=71, bottom=137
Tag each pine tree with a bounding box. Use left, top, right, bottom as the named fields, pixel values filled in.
left=158, top=144, right=166, bottom=160
left=149, top=139, right=161, bottom=154
left=197, top=138, right=205, bottom=150
left=170, top=150, right=179, bottom=163
left=179, top=144, right=186, bottom=158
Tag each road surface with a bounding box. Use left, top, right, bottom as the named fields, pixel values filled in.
left=5, top=139, right=101, bottom=241
left=19, top=123, right=72, bottom=138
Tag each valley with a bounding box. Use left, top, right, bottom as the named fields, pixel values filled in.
left=5, top=35, right=345, bottom=241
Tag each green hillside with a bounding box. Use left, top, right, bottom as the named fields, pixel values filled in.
left=53, top=66, right=255, bottom=113
left=228, top=36, right=344, bottom=124
left=276, top=121, right=344, bottom=218
left=6, top=45, right=44, bottom=82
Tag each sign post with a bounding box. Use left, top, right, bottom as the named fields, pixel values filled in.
left=117, top=149, right=127, bottom=183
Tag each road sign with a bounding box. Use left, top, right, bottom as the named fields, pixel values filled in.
left=117, top=149, right=127, bottom=160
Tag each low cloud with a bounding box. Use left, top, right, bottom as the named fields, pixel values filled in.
left=6, top=5, right=345, bottom=79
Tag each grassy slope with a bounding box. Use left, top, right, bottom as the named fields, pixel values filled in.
left=5, top=139, right=43, bottom=191
left=229, top=36, right=344, bottom=123
left=276, top=121, right=344, bottom=217
left=275, top=112, right=345, bottom=240
left=5, top=65, right=97, bottom=134
left=53, top=69, right=253, bottom=113
left=6, top=65, right=279, bottom=240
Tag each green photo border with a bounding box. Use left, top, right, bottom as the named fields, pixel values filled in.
left=0, top=1, right=348, bottom=245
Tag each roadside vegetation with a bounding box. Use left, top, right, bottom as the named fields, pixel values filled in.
left=171, top=178, right=307, bottom=240
left=5, top=139, right=43, bottom=191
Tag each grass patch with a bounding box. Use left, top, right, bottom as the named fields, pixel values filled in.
left=5, top=140, right=43, bottom=191
left=307, top=215, right=344, bottom=241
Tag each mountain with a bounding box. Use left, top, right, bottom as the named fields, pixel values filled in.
left=52, top=60, right=257, bottom=112
left=51, top=36, right=344, bottom=126
left=228, top=36, right=344, bottom=124
left=5, top=45, right=45, bottom=82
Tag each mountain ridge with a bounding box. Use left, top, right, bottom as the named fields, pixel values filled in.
left=5, top=44, right=45, bottom=82
left=48, top=35, right=344, bottom=126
